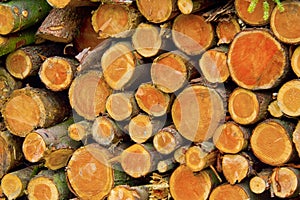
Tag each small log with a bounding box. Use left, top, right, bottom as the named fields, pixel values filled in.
left=128, top=113, right=164, bottom=144
left=2, top=87, right=70, bottom=137
left=228, top=87, right=272, bottom=125
left=171, top=84, right=225, bottom=142
left=0, top=131, right=23, bottom=178
left=121, top=143, right=160, bottom=178
left=135, top=83, right=171, bottom=117
left=173, top=145, right=189, bottom=164
left=249, top=168, right=272, bottom=194
left=185, top=142, right=217, bottom=172
left=170, top=165, right=220, bottom=200
left=153, top=125, right=183, bottom=155
left=222, top=153, right=254, bottom=185
left=227, top=29, right=288, bottom=90
left=268, top=100, right=283, bottom=118
left=270, top=1, right=300, bottom=44
left=157, top=158, right=177, bottom=173
left=250, top=119, right=295, bottom=166
left=198, top=48, right=230, bottom=83
left=91, top=3, right=142, bottom=38
left=172, top=14, right=214, bottom=55
left=136, top=0, right=177, bottom=23
left=270, top=167, right=300, bottom=198
left=68, top=120, right=92, bottom=142
left=277, top=79, right=300, bottom=117
left=151, top=51, right=197, bottom=93
left=292, top=120, right=300, bottom=158
left=27, top=169, right=71, bottom=200
left=68, top=70, right=112, bottom=120
left=107, top=185, right=148, bottom=200
left=39, top=56, right=78, bottom=91
left=92, top=116, right=125, bottom=147
left=46, top=0, right=96, bottom=8
left=0, top=165, right=39, bottom=200
left=105, top=92, right=139, bottom=121
left=213, top=121, right=249, bottom=154
left=291, top=46, right=300, bottom=77
left=0, top=67, right=21, bottom=111
left=66, top=143, right=114, bottom=199
left=177, top=0, right=225, bottom=15
left=22, top=118, right=81, bottom=169
left=0, top=27, right=37, bottom=57
left=5, top=43, right=64, bottom=80
left=36, top=7, right=84, bottom=43
left=0, top=0, right=51, bottom=35
left=234, top=0, right=275, bottom=26
left=216, top=18, right=241, bottom=45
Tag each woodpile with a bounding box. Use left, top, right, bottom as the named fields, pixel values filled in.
left=1, top=0, right=300, bottom=199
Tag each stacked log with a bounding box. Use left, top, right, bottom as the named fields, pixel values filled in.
left=1, top=0, right=300, bottom=200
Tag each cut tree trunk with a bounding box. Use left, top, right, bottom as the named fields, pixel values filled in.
left=153, top=125, right=183, bottom=155
left=268, top=100, right=283, bottom=118
left=68, top=70, right=112, bottom=120
left=5, top=43, right=64, bottom=80
left=22, top=118, right=81, bottom=169
left=177, top=0, right=225, bottom=15
left=91, top=3, right=142, bottom=39
left=0, top=165, right=39, bottom=200
left=0, top=67, right=22, bottom=111
left=27, top=169, right=71, bottom=200
left=173, top=145, right=189, bottom=164
left=171, top=84, right=225, bottom=142
left=39, top=56, right=78, bottom=91
left=107, top=185, right=149, bottom=200
left=128, top=113, right=165, bottom=144
left=36, top=7, right=84, bottom=43
left=234, top=0, right=275, bottom=26
left=105, top=92, right=139, bottom=121
left=213, top=121, right=249, bottom=154
left=46, top=0, right=96, bottom=8
left=250, top=119, right=295, bottom=166
left=67, top=120, right=92, bottom=142
left=227, top=29, right=288, bottom=90
left=2, top=86, right=70, bottom=137
left=157, top=158, right=177, bottom=173
left=198, top=48, right=230, bottom=83
left=249, top=168, right=272, bottom=194
left=135, top=83, right=171, bottom=117
left=172, top=14, right=214, bottom=55
left=228, top=87, right=272, bottom=125
left=292, top=120, right=300, bottom=158
left=270, top=1, right=300, bottom=44
left=277, top=79, right=300, bottom=117
left=120, top=143, right=160, bottom=178
left=216, top=18, right=241, bottom=45
left=66, top=143, right=114, bottom=200
left=291, top=46, right=300, bottom=77
left=151, top=51, right=197, bottom=93
left=136, top=0, right=177, bottom=23
left=0, top=27, right=37, bottom=57
left=169, top=165, right=220, bottom=200
left=0, top=0, right=51, bottom=35
left=0, top=131, right=23, bottom=178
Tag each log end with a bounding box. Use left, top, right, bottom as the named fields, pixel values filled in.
left=185, top=146, right=208, bottom=172
left=1, top=174, right=23, bottom=200
left=27, top=176, right=59, bottom=200
left=22, top=132, right=46, bottom=163
left=107, top=185, right=141, bottom=200
left=209, top=184, right=250, bottom=200
left=177, top=0, right=193, bottom=15
left=291, top=46, right=300, bottom=77
left=128, top=114, right=154, bottom=144
left=249, top=176, right=267, bottom=194
left=106, top=93, right=133, bottom=121
left=44, top=148, right=74, bottom=170
left=0, top=5, right=14, bottom=35
left=216, top=18, right=240, bottom=45
left=153, top=130, right=177, bottom=155
left=92, top=116, right=119, bottom=146
left=6, top=49, right=32, bottom=79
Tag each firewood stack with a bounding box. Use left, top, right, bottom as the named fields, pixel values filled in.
left=1, top=0, right=300, bottom=199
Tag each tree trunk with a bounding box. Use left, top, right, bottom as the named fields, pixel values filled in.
left=227, top=28, right=288, bottom=90
left=107, top=185, right=149, bottom=200
left=68, top=70, right=112, bottom=120
left=5, top=43, right=64, bottom=79
left=249, top=168, right=272, bottom=194
left=268, top=100, right=283, bottom=118
left=67, top=120, right=92, bottom=142
left=27, top=169, right=71, bottom=200
left=177, top=0, right=226, bottom=15
left=39, top=56, right=78, bottom=91
left=2, top=86, right=70, bottom=137
left=157, top=158, right=177, bottom=173
left=171, top=84, right=225, bottom=142
left=36, top=7, right=85, bottom=43
left=91, top=3, right=142, bottom=39
left=172, top=14, right=214, bottom=55
left=216, top=18, right=241, bottom=45
left=173, top=145, right=189, bottom=165
left=0, top=0, right=51, bottom=35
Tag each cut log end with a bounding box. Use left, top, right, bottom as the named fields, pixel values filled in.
left=1, top=174, right=23, bottom=200
left=135, top=83, right=170, bottom=117
left=44, top=149, right=74, bottom=170
left=228, top=29, right=287, bottom=90
left=22, top=132, right=46, bottom=163
left=291, top=46, right=300, bottom=77
left=0, top=5, right=14, bottom=35
left=250, top=120, right=293, bottom=166
left=293, top=121, right=300, bottom=158
left=213, top=122, right=248, bottom=154
left=268, top=100, right=283, bottom=118
left=153, top=129, right=177, bottom=155
left=5, top=49, right=32, bottom=79
left=177, top=0, right=193, bottom=14
left=172, top=14, right=214, bottom=55
left=128, top=114, right=154, bottom=144
left=209, top=184, right=250, bottom=200
left=68, top=121, right=91, bottom=142
left=216, top=18, right=240, bottom=45
left=249, top=176, right=268, bottom=194
left=277, top=79, right=300, bottom=117
left=46, top=0, right=70, bottom=8
left=270, top=1, right=300, bottom=44
left=151, top=52, right=188, bottom=93
left=107, top=185, right=142, bottom=200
